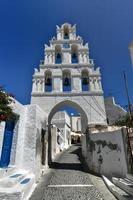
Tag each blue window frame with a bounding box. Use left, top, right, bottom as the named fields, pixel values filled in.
left=63, top=78, right=71, bottom=92
left=56, top=53, right=62, bottom=64
left=72, top=53, right=78, bottom=63
left=45, top=78, right=52, bottom=92
left=82, top=78, right=89, bottom=91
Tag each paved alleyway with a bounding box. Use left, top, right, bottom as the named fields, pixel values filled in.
left=30, top=145, right=114, bottom=200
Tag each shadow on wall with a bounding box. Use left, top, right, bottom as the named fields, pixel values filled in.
left=82, top=127, right=129, bottom=178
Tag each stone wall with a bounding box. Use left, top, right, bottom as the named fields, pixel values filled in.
left=82, top=127, right=128, bottom=177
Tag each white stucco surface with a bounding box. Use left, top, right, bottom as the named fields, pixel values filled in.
left=0, top=122, right=5, bottom=159
left=15, top=104, right=47, bottom=180
left=82, top=127, right=128, bottom=177
left=31, top=23, right=107, bottom=132
left=0, top=170, right=35, bottom=200
left=52, top=111, right=71, bottom=149
left=0, top=99, right=48, bottom=181
left=51, top=126, right=60, bottom=160
left=71, top=116, right=81, bottom=132
left=31, top=94, right=107, bottom=132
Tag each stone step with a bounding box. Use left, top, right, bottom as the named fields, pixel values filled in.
left=102, top=175, right=133, bottom=200
left=0, top=170, right=36, bottom=200
left=112, top=177, right=133, bottom=197
left=0, top=170, right=29, bottom=187
left=18, top=173, right=36, bottom=200
left=0, top=166, right=16, bottom=178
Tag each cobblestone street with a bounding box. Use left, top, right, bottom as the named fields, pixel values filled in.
left=30, top=145, right=114, bottom=200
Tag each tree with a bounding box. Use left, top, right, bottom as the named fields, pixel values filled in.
left=0, top=86, right=15, bottom=122
left=114, top=113, right=133, bottom=128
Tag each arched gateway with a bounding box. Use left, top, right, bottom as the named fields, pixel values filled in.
left=48, top=100, right=88, bottom=133
left=31, top=23, right=107, bottom=130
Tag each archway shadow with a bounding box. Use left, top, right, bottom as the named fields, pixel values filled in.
left=50, top=145, right=85, bottom=172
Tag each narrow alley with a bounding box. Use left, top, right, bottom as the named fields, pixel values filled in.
left=30, top=145, right=115, bottom=200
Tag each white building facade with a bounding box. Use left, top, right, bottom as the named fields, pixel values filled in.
left=31, top=23, right=107, bottom=132
left=52, top=111, right=71, bottom=149
left=71, top=115, right=81, bottom=132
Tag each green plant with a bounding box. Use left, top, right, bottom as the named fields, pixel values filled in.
left=0, top=86, right=15, bottom=122
left=114, top=113, right=133, bottom=128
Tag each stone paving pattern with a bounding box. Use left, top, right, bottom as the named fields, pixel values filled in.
left=30, top=145, right=111, bottom=200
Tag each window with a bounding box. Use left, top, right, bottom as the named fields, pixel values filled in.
left=55, top=46, right=62, bottom=64
left=63, top=71, right=71, bottom=92
left=56, top=53, right=62, bottom=64
left=72, top=53, right=78, bottom=63
left=45, top=71, right=52, bottom=92
left=63, top=24, right=69, bottom=39
left=81, top=70, right=89, bottom=91
left=64, top=32, right=69, bottom=39
left=71, top=45, right=78, bottom=63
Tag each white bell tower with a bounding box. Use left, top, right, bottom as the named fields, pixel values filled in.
left=31, top=23, right=107, bottom=130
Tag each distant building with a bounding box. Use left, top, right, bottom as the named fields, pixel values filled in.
left=71, top=115, right=81, bottom=132
left=52, top=111, right=71, bottom=149
left=104, top=97, right=127, bottom=125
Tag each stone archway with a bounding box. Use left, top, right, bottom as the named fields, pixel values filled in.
left=48, top=100, right=88, bottom=133
left=47, top=99, right=88, bottom=164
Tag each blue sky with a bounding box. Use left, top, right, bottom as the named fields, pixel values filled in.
left=0, top=0, right=133, bottom=109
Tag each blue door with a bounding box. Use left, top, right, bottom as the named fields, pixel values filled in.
left=0, top=120, right=15, bottom=167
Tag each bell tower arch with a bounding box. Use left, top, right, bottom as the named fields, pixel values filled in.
left=31, top=23, right=107, bottom=128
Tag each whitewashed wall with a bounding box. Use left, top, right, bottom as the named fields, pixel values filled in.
left=51, top=126, right=60, bottom=160
left=0, top=100, right=27, bottom=166
left=10, top=100, right=26, bottom=166
left=71, top=116, right=81, bottom=132
left=82, top=127, right=128, bottom=177
left=0, top=122, right=5, bottom=159
left=52, top=111, right=71, bottom=149
left=15, top=104, right=47, bottom=180
left=31, top=94, right=107, bottom=133
left=0, top=99, right=48, bottom=181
